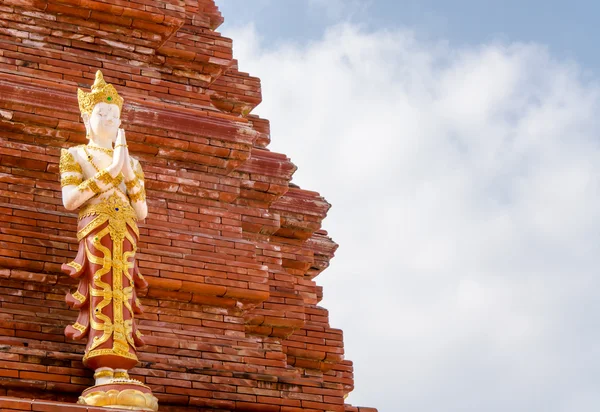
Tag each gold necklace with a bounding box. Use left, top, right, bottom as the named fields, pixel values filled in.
left=86, top=144, right=114, bottom=156
left=83, top=145, right=102, bottom=172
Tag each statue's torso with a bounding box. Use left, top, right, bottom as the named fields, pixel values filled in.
left=69, top=145, right=140, bottom=209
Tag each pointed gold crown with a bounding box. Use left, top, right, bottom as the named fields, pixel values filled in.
left=77, top=70, right=124, bottom=115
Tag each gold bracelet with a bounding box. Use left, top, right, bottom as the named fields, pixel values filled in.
left=125, top=178, right=139, bottom=191
left=96, top=169, right=113, bottom=185
left=114, top=144, right=128, bottom=149
left=61, top=175, right=83, bottom=187
left=129, top=188, right=146, bottom=203
left=96, top=170, right=124, bottom=187
left=78, top=178, right=101, bottom=194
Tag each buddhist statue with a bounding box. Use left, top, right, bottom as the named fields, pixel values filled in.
left=59, top=70, right=158, bottom=411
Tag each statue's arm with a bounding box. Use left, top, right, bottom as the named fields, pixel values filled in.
left=60, top=148, right=123, bottom=211
left=60, top=148, right=92, bottom=211
left=125, top=158, right=148, bottom=221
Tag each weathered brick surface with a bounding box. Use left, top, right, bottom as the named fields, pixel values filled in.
left=0, top=1, right=375, bottom=411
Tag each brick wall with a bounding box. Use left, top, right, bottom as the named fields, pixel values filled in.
left=0, top=1, right=376, bottom=411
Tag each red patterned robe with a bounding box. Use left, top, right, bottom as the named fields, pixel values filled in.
left=62, top=194, right=147, bottom=370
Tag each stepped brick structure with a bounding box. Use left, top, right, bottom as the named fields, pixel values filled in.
left=0, top=1, right=377, bottom=411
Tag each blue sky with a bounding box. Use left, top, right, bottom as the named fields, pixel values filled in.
left=216, top=2, right=600, bottom=411
left=220, top=0, right=600, bottom=70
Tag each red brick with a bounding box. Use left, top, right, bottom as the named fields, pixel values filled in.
left=0, top=397, right=31, bottom=410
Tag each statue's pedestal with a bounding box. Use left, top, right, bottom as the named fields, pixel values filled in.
left=78, top=380, right=158, bottom=411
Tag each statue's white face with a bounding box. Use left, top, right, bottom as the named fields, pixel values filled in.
left=87, top=102, right=121, bottom=144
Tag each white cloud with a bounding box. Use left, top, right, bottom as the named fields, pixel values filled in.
left=224, top=23, right=600, bottom=411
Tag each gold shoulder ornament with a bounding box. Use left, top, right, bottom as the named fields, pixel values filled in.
left=60, top=148, right=83, bottom=174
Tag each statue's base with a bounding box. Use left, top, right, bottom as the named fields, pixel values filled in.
left=77, top=379, right=158, bottom=411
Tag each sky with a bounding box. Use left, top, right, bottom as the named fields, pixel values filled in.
left=216, top=2, right=600, bottom=411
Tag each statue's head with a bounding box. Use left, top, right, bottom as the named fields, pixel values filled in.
left=78, top=70, right=123, bottom=143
